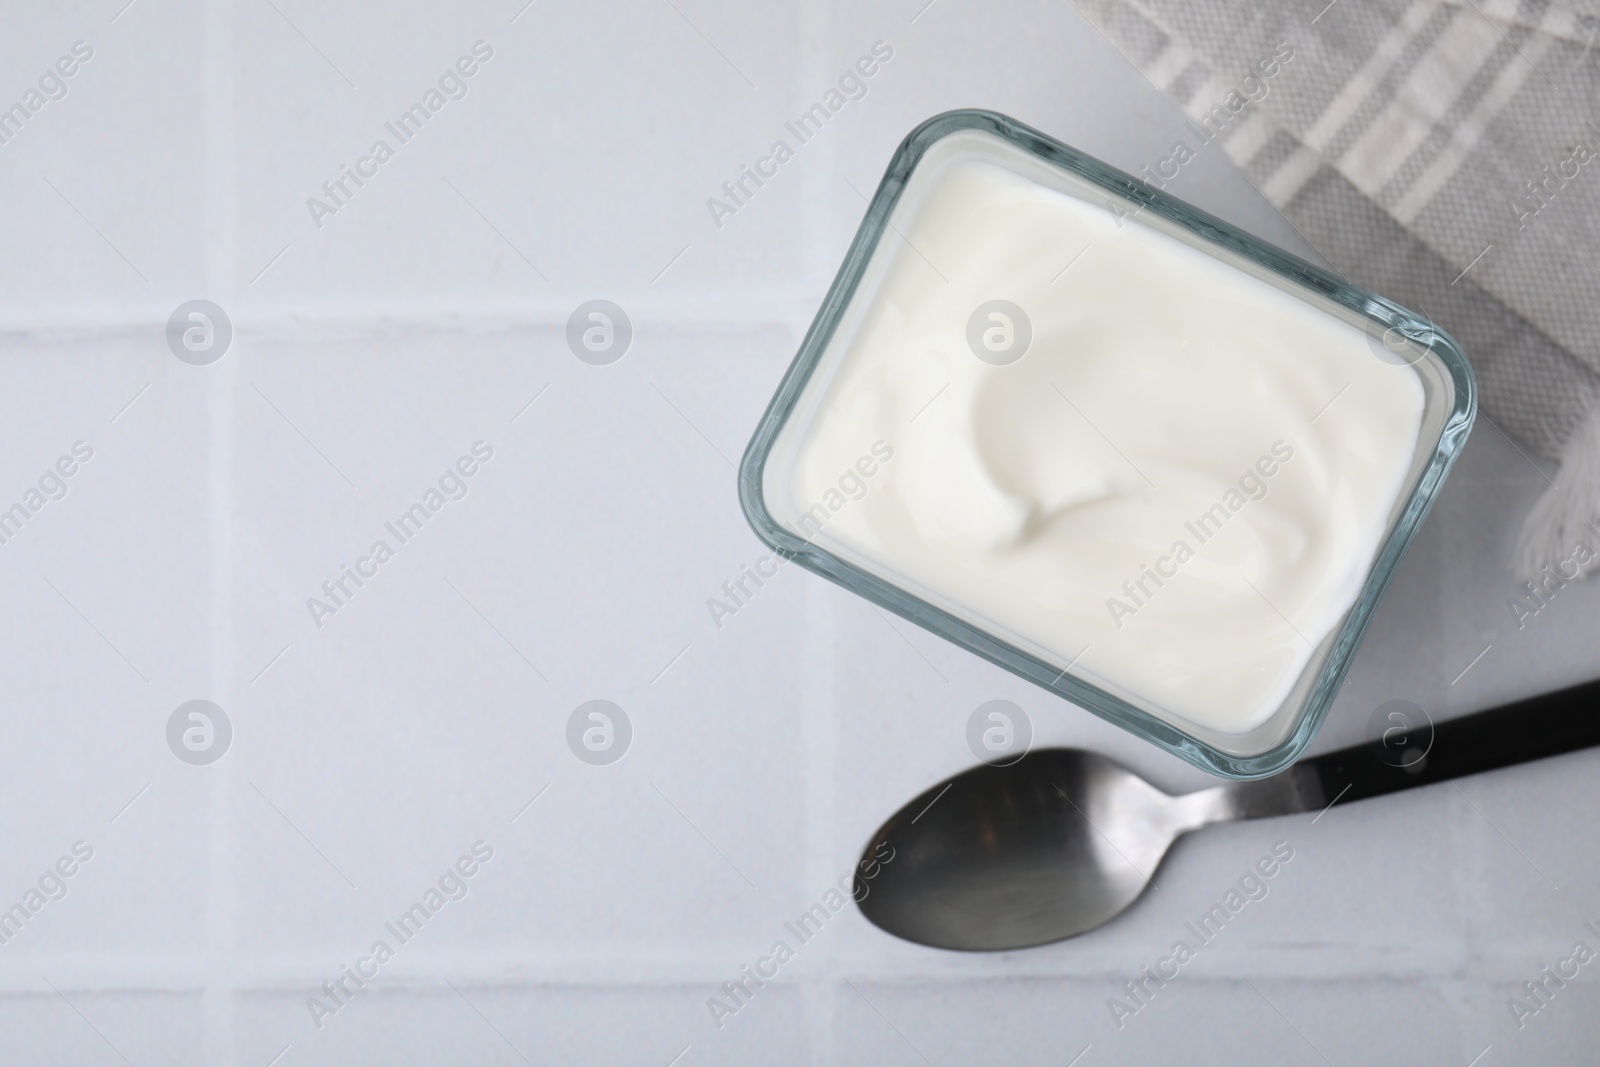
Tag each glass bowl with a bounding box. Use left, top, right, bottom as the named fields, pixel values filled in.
left=738, top=109, right=1475, bottom=779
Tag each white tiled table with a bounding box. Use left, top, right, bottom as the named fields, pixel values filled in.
left=0, top=1, right=1596, bottom=1064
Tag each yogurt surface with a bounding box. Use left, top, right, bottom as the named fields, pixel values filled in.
left=777, top=136, right=1424, bottom=734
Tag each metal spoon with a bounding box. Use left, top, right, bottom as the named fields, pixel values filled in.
left=855, top=678, right=1600, bottom=951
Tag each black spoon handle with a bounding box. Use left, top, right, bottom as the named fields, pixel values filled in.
left=1291, top=677, right=1600, bottom=808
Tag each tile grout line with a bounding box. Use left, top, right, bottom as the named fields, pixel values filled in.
left=798, top=4, right=841, bottom=1043
left=203, top=0, right=242, bottom=1062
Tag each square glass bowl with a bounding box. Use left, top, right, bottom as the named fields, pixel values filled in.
left=738, top=110, right=1475, bottom=779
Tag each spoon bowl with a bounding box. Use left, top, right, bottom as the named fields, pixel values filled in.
left=855, top=750, right=1233, bottom=950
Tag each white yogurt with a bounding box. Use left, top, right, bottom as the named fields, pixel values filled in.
left=778, top=140, right=1424, bottom=734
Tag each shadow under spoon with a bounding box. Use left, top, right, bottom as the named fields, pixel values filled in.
left=855, top=678, right=1600, bottom=951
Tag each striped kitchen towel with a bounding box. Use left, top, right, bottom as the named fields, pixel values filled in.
left=1072, top=0, right=1600, bottom=581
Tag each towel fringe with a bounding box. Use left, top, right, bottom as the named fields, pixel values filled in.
left=1516, top=403, right=1600, bottom=582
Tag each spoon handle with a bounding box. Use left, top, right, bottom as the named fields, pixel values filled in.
left=1292, top=677, right=1600, bottom=808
